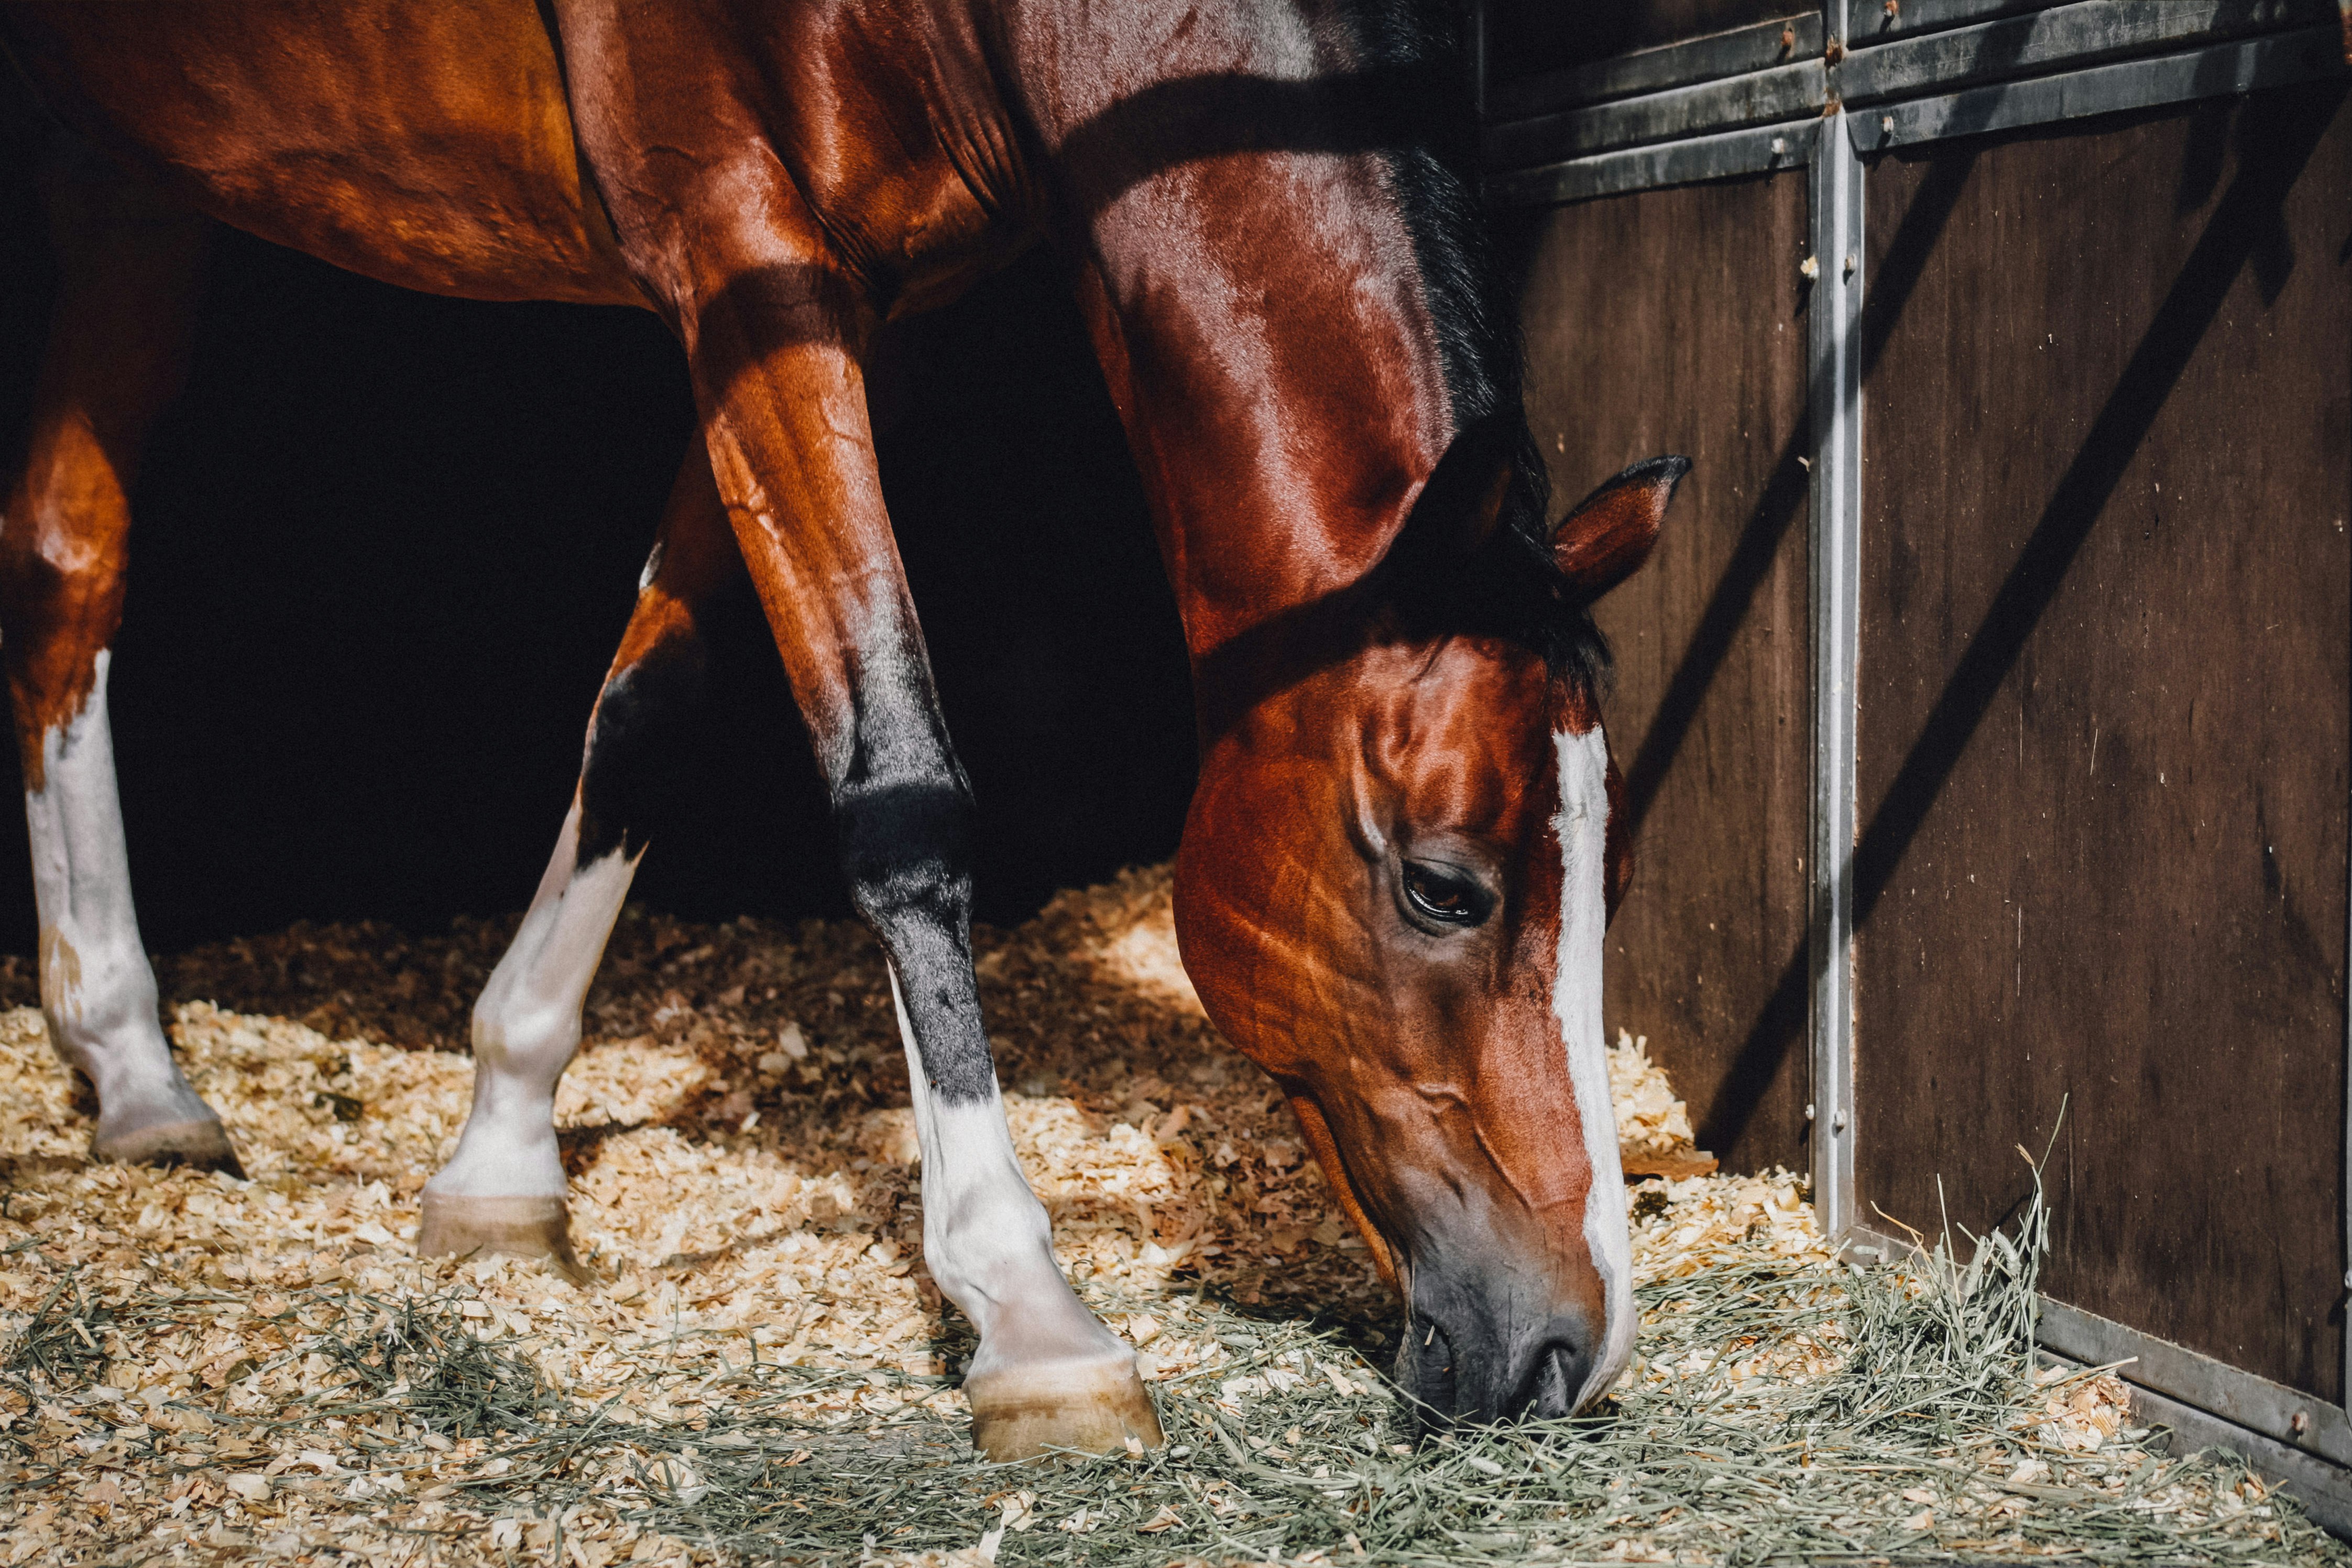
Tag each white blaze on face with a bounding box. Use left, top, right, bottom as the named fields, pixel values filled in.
left=1551, top=725, right=1633, bottom=1408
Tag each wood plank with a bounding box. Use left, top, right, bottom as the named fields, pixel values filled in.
left=1485, top=58, right=1824, bottom=169
left=1487, top=13, right=1818, bottom=124
left=1487, top=0, right=1808, bottom=94
left=1853, top=83, right=2351, bottom=1400
left=1518, top=169, right=1813, bottom=1178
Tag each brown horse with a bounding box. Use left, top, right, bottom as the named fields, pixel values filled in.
left=0, top=0, right=1683, bottom=1454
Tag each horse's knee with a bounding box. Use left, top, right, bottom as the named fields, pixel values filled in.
left=835, top=767, right=973, bottom=926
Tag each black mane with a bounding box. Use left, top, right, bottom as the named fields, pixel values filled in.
left=1342, top=0, right=1612, bottom=697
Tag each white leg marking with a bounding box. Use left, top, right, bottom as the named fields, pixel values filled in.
left=426, top=801, right=637, bottom=1199
left=24, top=651, right=215, bottom=1138
left=885, top=968, right=1127, bottom=1375
left=1552, top=725, right=1634, bottom=1409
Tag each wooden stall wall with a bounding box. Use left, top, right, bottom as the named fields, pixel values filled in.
left=1518, top=170, right=1814, bottom=1176
left=1853, top=83, right=2352, bottom=1400
left=1486, top=1, right=1803, bottom=92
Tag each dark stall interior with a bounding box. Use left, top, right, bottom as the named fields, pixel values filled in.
left=0, top=195, right=1197, bottom=955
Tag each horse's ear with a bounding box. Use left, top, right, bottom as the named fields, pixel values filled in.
left=1551, top=455, right=1688, bottom=597
left=1395, top=410, right=1523, bottom=560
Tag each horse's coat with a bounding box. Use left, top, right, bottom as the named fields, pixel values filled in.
left=0, top=0, right=1686, bottom=1452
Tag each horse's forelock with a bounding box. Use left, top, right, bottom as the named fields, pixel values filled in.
left=1373, top=491, right=1614, bottom=704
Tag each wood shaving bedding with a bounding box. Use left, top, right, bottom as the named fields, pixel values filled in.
left=0, top=866, right=2318, bottom=1565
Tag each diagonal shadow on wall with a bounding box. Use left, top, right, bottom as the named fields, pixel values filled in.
left=1619, top=149, right=1981, bottom=841
left=1694, top=84, right=2346, bottom=1158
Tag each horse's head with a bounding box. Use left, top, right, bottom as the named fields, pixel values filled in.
left=1175, top=418, right=1684, bottom=1428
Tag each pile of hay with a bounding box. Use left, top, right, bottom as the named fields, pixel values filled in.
left=0, top=867, right=2338, bottom=1566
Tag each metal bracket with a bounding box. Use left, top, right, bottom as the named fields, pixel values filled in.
left=1486, top=12, right=1823, bottom=122
left=1840, top=0, right=2332, bottom=108
left=1847, top=1222, right=2352, bottom=1521
left=1484, top=60, right=1825, bottom=169
left=2039, top=1298, right=2352, bottom=1469
left=1485, top=119, right=1817, bottom=209
left=1852, top=21, right=2347, bottom=148
left=1485, top=0, right=2343, bottom=193
left=1850, top=0, right=2070, bottom=47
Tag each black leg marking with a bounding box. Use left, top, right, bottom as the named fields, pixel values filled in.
left=831, top=636, right=999, bottom=1105
left=576, top=635, right=708, bottom=864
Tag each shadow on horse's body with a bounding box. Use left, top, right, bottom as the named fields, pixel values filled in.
left=0, top=0, right=1684, bottom=1452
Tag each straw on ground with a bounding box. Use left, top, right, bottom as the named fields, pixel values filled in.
left=0, top=868, right=2336, bottom=1565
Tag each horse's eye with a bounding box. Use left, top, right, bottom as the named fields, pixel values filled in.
left=1399, top=860, right=1496, bottom=929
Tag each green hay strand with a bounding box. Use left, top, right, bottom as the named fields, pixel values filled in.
left=8, top=1171, right=2338, bottom=1566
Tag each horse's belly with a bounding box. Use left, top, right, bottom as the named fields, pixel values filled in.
left=6, top=1, right=642, bottom=308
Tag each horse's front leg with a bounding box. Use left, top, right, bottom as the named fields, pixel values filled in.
left=677, top=295, right=1159, bottom=1464
left=0, top=146, right=238, bottom=1172
left=418, top=448, right=734, bottom=1276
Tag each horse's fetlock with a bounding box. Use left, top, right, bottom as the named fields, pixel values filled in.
left=472, top=997, right=581, bottom=1061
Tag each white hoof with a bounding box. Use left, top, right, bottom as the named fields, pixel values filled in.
left=417, top=1192, right=586, bottom=1281
left=966, top=1353, right=1164, bottom=1460
left=92, top=1113, right=245, bottom=1178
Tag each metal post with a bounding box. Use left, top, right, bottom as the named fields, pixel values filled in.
left=1807, top=105, right=1863, bottom=1245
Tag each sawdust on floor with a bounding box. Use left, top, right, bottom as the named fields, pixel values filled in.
left=0, top=865, right=2198, bottom=1565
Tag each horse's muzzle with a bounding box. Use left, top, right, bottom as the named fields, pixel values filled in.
left=1393, top=1273, right=1599, bottom=1430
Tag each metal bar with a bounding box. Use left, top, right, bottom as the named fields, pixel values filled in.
left=1484, top=118, right=1815, bottom=210
left=1854, top=0, right=2087, bottom=47
left=1855, top=0, right=2333, bottom=49
left=1849, top=1221, right=2352, bottom=1470
left=2130, top=1380, right=2352, bottom=1539
left=1484, top=59, right=1825, bottom=170
left=2040, top=1299, right=2352, bottom=1468
left=1842, top=0, right=2334, bottom=106
left=1806, top=108, right=1862, bottom=1247
left=1483, top=1, right=2335, bottom=171
left=1851, top=24, right=2347, bottom=149
left=1486, top=13, right=1820, bottom=121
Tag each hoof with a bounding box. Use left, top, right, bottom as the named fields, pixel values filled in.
left=418, top=1192, right=586, bottom=1281
left=966, top=1356, right=1165, bottom=1461
left=93, top=1116, right=246, bottom=1180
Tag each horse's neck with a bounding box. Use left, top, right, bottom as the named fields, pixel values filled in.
left=1004, top=0, right=1467, bottom=662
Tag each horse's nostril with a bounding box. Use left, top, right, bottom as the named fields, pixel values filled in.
left=1528, top=1340, right=1593, bottom=1418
